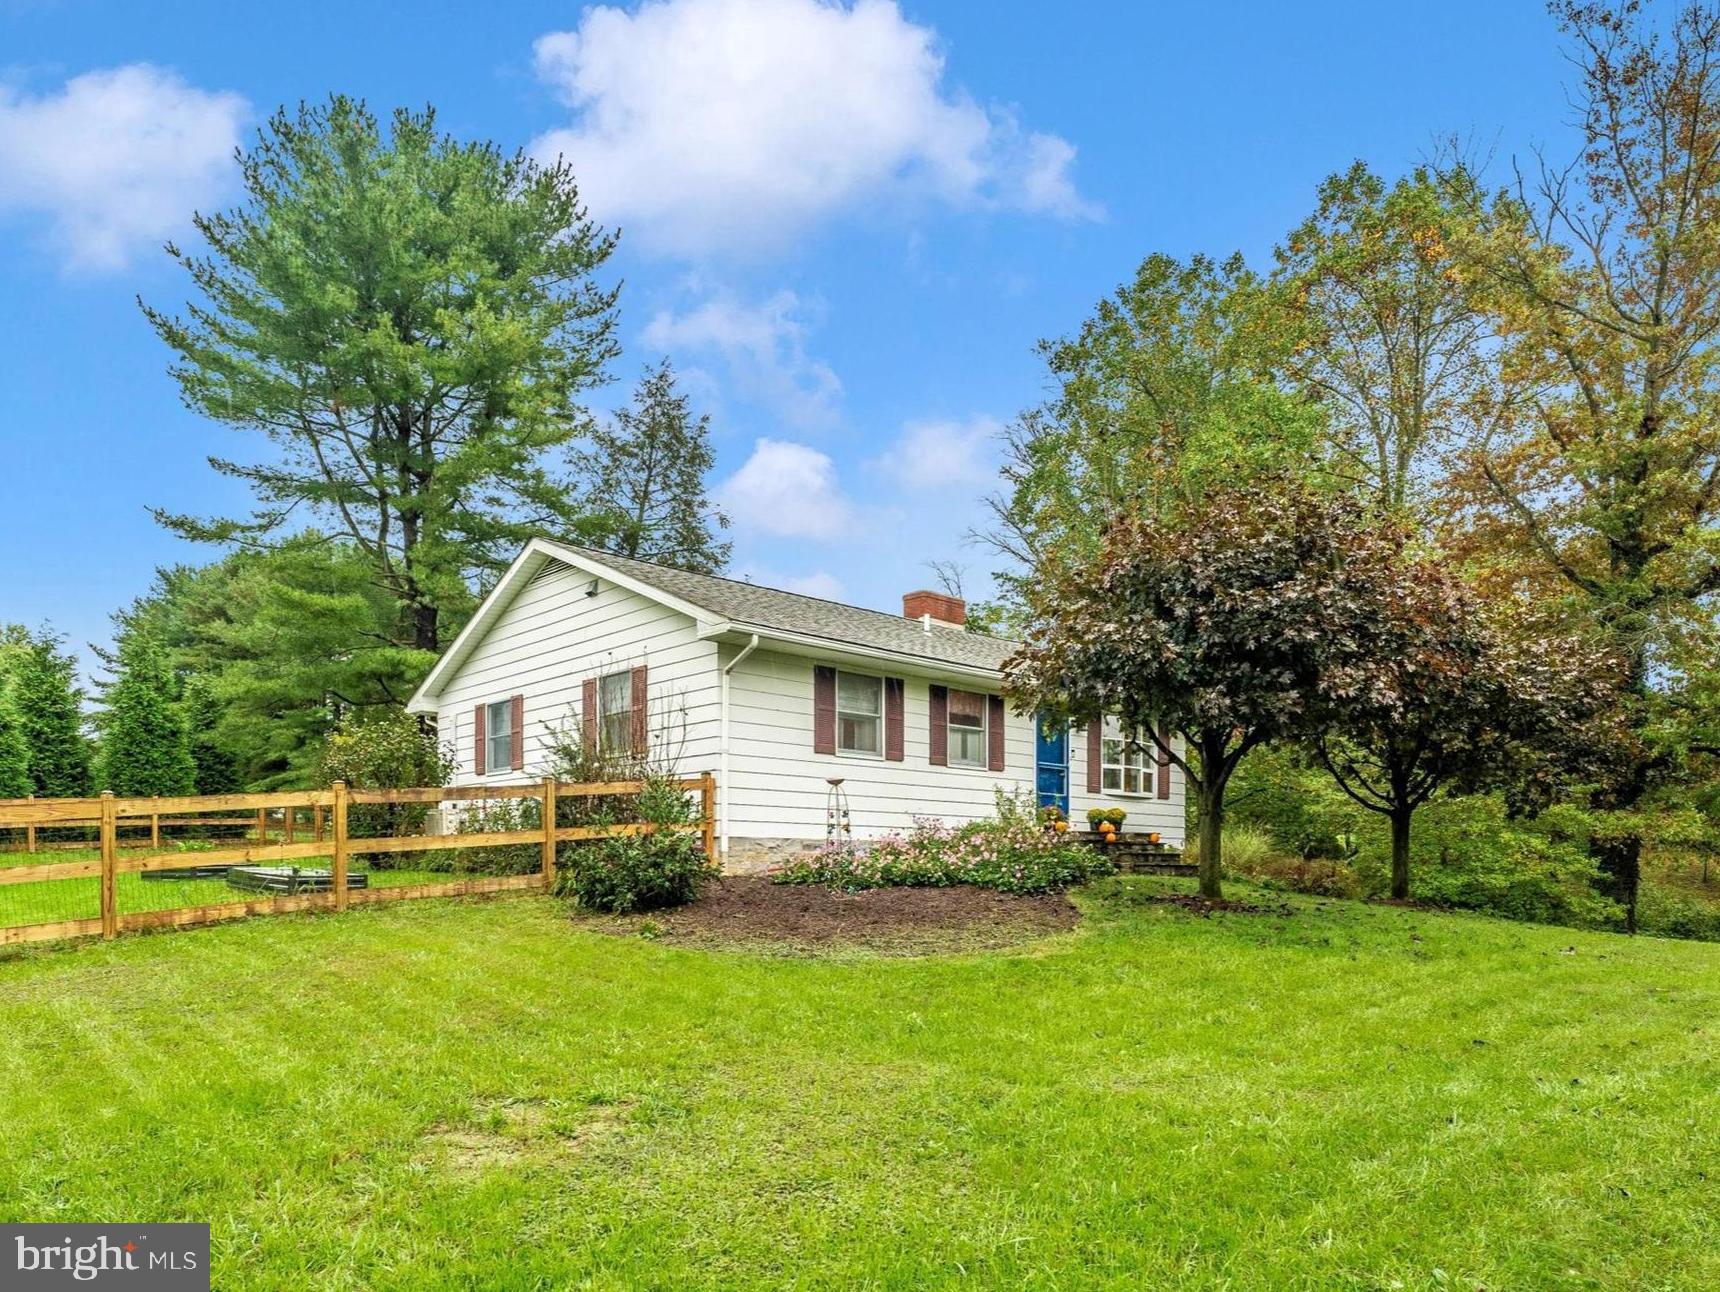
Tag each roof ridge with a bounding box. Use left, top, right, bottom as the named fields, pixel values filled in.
left=542, top=539, right=1021, bottom=646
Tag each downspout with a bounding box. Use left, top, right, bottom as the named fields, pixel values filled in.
left=719, top=633, right=761, bottom=859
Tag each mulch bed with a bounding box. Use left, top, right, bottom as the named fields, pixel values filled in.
left=579, top=874, right=1079, bottom=955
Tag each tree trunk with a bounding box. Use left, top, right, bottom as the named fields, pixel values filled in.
left=1195, top=775, right=1224, bottom=901
left=411, top=599, right=439, bottom=654
left=1389, top=807, right=1412, bottom=901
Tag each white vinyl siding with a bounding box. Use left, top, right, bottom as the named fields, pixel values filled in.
left=721, top=646, right=1032, bottom=843
left=437, top=561, right=720, bottom=786
left=1066, top=717, right=1185, bottom=841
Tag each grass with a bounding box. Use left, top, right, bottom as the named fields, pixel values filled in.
left=0, top=878, right=1715, bottom=1290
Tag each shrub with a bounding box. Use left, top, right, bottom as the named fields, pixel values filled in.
left=428, top=796, right=543, bottom=876
left=317, top=711, right=454, bottom=861
left=553, top=773, right=714, bottom=913
left=776, top=815, right=1113, bottom=896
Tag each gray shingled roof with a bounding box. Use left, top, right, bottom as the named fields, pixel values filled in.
left=541, top=540, right=1020, bottom=672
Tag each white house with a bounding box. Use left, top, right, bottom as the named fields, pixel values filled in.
left=406, top=539, right=1185, bottom=871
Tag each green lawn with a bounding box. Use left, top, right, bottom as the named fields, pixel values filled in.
left=0, top=849, right=476, bottom=928
left=0, top=879, right=1715, bottom=1290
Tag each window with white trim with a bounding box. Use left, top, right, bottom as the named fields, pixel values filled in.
left=485, top=700, right=514, bottom=774
left=836, top=671, right=883, bottom=756
left=947, top=689, right=988, bottom=768
left=1102, top=732, right=1152, bottom=795
left=598, top=670, right=633, bottom=750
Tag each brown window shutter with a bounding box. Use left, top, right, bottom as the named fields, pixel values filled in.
left=511, top=694, right=525, bottom=771
left=928, top=685, right=948, bottom=766
left=581, top=677, right=598, bottom=754
left=473, top=704, right=487, bottom=777
left=813, top=666, right=836, bottom=755
left=987, top=695, right=1006, bottom=772
left=630, top=665, right=649, bottom=753
left=884, top=677, right=904, bottom=761
left=1086, top=722, right=1102, bottom=793
left=1156, top=727, right=1171, bottom=799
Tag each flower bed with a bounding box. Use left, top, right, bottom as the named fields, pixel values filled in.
left=774, top=816, right=1113, bottom=896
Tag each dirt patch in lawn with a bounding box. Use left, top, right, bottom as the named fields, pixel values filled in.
left=420, top=1098, right=632, bottom=1174
left=1145, top=892, right=1294, bottom=918
left=579, top=875, right=1079, bottom=956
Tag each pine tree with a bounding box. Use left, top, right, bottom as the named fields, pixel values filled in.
left=0, top=682, right=30, bottom=799
left=183, top=675, right=241, bottom=795
left=100, top=637, right=195, bottom=797
left=573, top=360, right=731, bottom=573
left=12, top=630, right=93, bottom=797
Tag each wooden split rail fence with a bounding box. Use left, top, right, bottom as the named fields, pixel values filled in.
left=0, top=774, right=716, bottom=949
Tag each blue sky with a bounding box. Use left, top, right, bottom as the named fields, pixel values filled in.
left=1, top=0, right=1577, bottom=667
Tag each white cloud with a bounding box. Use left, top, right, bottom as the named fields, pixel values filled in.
left=870, top=415, right=1001, bottom=490
left=718, top=437, right=855, bottom=539
left=736, top=566, right=847, bottom=600
left=643, top=289, right=842, bottom=429
left=0, top=65, right=246, bottom=271
left=531, top=0, right=1097, bottom=255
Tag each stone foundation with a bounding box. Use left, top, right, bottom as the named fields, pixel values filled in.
left=721, top=837, right=827, bottom=875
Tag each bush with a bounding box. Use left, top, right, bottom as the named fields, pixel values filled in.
left=776, top=814, right=1113, bottom=896
left=426, top=796, right=543, bottom=876
left=553, top=773, right=714, bottom=913
left=317, top=711, right=454, bottom=860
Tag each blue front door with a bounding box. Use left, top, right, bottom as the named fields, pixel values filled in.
left=1035, top=713, right=1069, bottom=816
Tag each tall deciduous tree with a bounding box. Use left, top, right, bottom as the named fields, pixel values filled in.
left=1278, top=161, right=1507, bottom=517
left=1314, top=560, right=1617, bottom=899
left=1445, top=1, right=1720, bottom=924
left=980, top=253, right=1323, bottom=603
left=572, top=360, right=730, bottom=572
left=143, top=96, right=621, bottom=655
left=1006, top=484, right=1399, bottom=899
left=100, top=636, right=195, bottom=798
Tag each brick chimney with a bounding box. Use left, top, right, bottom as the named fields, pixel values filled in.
left=903, top=589, right=966, bottom=630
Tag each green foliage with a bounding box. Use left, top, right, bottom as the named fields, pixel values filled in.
left=571, top=359, right=731, bottom=573
left=430, top=797, right=543, bottom=877
left=316, top=710, right=454, bottom=850
left=1375, top=798, right=1625, bottom=930
left=982, top=251, right=1324, bottom=604
left=182, top=675, right=240, bottom=795
left=1008, top=481, right=1406, bottom=897
left=775, top=814, right=1113, bottom=896
left=0, top=679, right=32, bottom=799
left=142, top=96, right=621, bottom=653
left=110, top=538, right=438, bottom=788
left=553, top=774, right=712, bottom=913
left=1, top=628, right=92, bottom=797
left=99, top=636, right=195, bottom=798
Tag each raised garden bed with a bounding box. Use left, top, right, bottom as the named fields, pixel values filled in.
left=141, top=864, right=237, bottom=882
left=225, top=866, right=369, bottom=895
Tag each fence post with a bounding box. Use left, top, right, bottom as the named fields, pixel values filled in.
left=541, top=776, right=558, bottom=885
left=284, top=807, right=295, bottom=846
left=700, top=771, right=716, bottom=864
left=25, top=794, right=35, bottom=855
left=256, top=807, right=267, bottom=844
left=313, top=804, right=324, bottom=843
left=150, top=800, right=160, bottom=851
left=332, top=782, right=349, bottom=912
left=99, top=791, right=117, bottom=940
